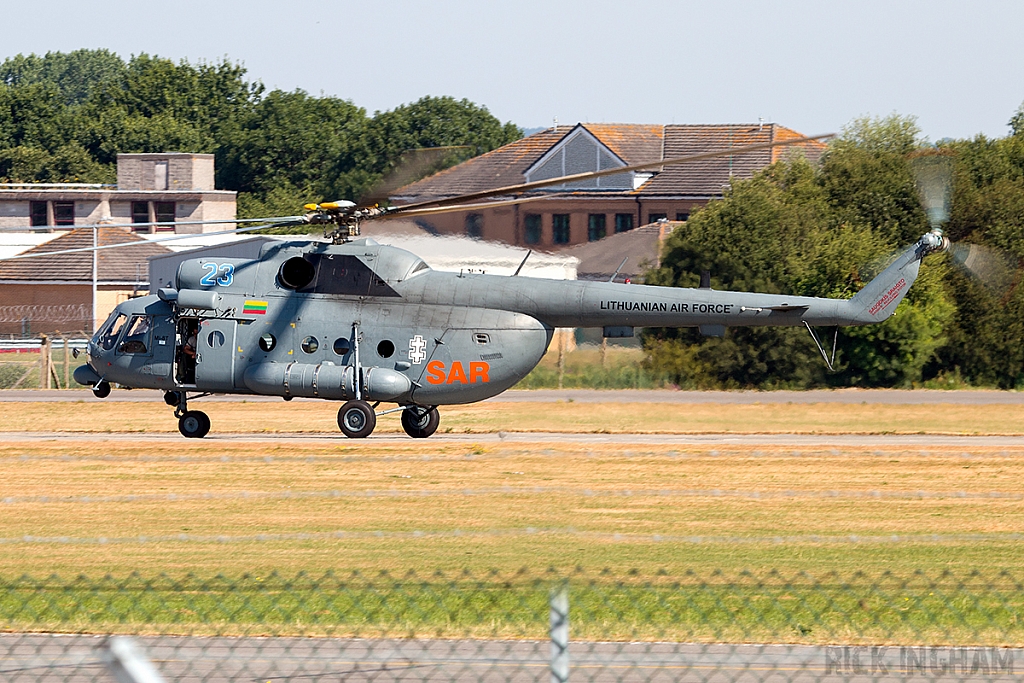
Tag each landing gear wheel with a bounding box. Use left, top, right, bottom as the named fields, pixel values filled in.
left=178, top=410, right=211, bottom=438
left=401, top=406, right=440, bottom=438
left=338, top=400, right=376, bottom=438
left=92, top=381, right=111, bottom=399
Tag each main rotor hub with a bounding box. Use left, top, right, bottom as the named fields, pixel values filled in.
left=301, top=201, right=392, bottom=243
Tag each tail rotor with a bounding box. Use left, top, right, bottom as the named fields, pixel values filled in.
left=910, top=150, right=1019, bottom=295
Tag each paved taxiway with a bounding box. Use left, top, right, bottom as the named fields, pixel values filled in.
left=5, top=388, right=1024, bottom=404
left=3, top=634, right=1017, bottom=683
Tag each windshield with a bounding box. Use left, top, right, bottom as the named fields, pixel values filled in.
left=97, top=312, right=128, bottom=351
left=408, top=259, right=430, bottom=277
left=118, top=315, right=151, bottom=354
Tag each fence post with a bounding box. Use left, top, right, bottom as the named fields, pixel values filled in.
left=63, top=337, right=70, bottom=389
left=557, top=330, right=566, bottom=390
left=100, top=636, right=166, bottom=683
left=39, top=334, right=51, bottom=389
left=550, top=582, right=569, bottom=683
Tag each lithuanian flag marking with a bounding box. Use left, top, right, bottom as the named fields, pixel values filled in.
left=243, top=300, right=268, bottom=315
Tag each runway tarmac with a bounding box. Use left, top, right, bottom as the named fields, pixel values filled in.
left=5, top=388, right=1024, bottom=404
left=2, top=633, right=1017, bottom=682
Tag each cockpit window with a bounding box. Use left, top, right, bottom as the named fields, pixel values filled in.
left=118, top=315, right=152, bottom=354
left=409, top=260, right=430, bottom=276
left=98, top=313, right=128, bottom=351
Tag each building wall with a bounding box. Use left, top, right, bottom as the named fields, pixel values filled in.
left=390, top=197, right=705, bottom=248
left=0, top=283, right=141, bottom=336
left=116, top=153, right=215, bottom=191
left=0, top=192, right=236, bottom=233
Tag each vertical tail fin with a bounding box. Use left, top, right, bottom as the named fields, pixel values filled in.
left=848, top=232, right=943, bottom=324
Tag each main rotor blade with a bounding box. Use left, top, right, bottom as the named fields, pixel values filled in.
left=0, top=218, right=308, bottom=261
left=385, top=132, right=834, bottom=215
left=0, top=216, right=302, bottom=233
left=357, top=146, right=470, bottom=206
left=378, top=193, right=575, bottom=221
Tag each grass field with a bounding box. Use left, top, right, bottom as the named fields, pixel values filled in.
left=3, top=400, right=1023, bottom=642
left=3, top=437, right=1024, bottom=577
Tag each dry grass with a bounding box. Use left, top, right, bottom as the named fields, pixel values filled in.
left=2, top=399, right=1024, bottom=434
left=2, top=438, right=1023, bottom=577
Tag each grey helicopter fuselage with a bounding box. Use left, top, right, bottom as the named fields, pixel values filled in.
left=78, top=230, right=942, bottom=437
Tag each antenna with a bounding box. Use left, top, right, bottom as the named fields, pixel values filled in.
left=609, top=257, right=628, bottom=283
left=512, top=250, right=532, bottom=276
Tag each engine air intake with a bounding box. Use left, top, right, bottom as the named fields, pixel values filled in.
left=278, top=257, right=316, bottom=290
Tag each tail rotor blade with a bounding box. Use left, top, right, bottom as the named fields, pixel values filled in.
left=949, top=242, right=1019, bottom=294
left=910, top=152, right=954, bottom=229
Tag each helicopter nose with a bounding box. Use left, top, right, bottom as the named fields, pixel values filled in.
left=73, top=363, right=102, bottom=387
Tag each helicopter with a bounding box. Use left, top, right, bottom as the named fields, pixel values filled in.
left=48, top=135, right=959, bottom=439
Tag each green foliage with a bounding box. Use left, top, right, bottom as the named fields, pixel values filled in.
left=365, top=96, right=521, bottom=181
left=515, top=345, right=670, bottom=389
left=820, top=115, right=928, bottom=245
left=0, top=50, right=520, bottom=206
left=1010, top=101, right=1024, bottom=137
left=1, top=49, right=125, bottom=105
left=219, top=90, right=369, bottom=203
left=643, top=118, right=958, bottom=389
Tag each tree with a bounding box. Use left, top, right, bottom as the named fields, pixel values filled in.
left=218, top=90, right=369, bottom=211
left=642, top=123, right=954, bottom=389
left=362, top=96, right=521, bottom=192
left=0, top=49, right=125, bottom=105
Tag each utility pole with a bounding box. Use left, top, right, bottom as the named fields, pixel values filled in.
left=92, top=225, right=98, bottom=333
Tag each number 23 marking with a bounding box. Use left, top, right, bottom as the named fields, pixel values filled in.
left=200, top=263, right=234, bottom=287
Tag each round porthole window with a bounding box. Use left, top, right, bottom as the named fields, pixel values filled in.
left=207, top=330, right=225, bottom=348
left=259, top=333, right=276, bottom=352
left=376, top=339, right=395, bottom=358
left=301, top=336, right=319, bottom=354
left=333, top=338, right=351, bottom=355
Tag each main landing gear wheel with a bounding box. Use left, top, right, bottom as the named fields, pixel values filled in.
left=92, top=381, right=111, bottom=399
left=178, top=410, right=211, bottom=439
left=401, top=406, right=440, bottom=438
left=338, top=400, right=376, bottom=438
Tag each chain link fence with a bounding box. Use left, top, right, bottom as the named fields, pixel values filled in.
left=1, top=569, right=1022, bottom=682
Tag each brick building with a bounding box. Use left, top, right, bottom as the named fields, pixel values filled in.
left=389, top=123, right=826, bottom=248
left=0, top=153, right=236, bottom=233
left=0, top=227, right=170, bottom=336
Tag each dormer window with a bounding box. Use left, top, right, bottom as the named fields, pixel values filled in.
left=524, top=125, right=631, bottom=190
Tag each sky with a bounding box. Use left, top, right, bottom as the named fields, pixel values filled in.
left=2, top=0, right=1023, bottom=142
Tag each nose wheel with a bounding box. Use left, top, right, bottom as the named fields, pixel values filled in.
left=401, top=406, right=440, bottom=438
left=92, top=381, right=111, bottom=399
left=338, top=400, right=376, bottom=438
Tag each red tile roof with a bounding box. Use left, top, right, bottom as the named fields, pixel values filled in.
left=0, top=227, right=171, bottom=282
left=393, top=128, right=568, bottom=200
left=392, top=123, right=826, bottom=202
